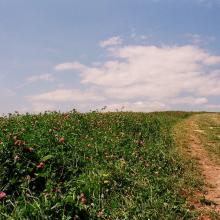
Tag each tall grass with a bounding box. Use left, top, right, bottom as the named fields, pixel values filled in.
left=0, top=111, right=197, bottom=219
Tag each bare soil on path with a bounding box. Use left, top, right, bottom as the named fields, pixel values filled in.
left=187, top=114, right=220, bottom=215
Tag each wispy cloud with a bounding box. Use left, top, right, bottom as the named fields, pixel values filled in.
left=99, top=36, right=123, bottom=48
left=54, top=62, right=86, bottom=71
left=186, top=33, right=216, bottom=45
left=27, top=89, right=105, bottom=103
left=26, top=73, right=55, bottom=83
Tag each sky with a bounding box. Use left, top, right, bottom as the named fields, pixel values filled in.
left=0, top=0, right=220, bottom=114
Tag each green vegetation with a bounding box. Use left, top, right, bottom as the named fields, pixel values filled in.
left=0, top=111, right=201, bottom=219
left=194, top=113, right=220, bottom=164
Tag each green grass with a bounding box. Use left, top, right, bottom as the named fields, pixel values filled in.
left=0, top=111, right=200, bottom=219
left=194, top=113, right=220, bottom=164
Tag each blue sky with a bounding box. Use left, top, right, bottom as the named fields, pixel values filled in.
left=0, top=0, right=220, bottom=114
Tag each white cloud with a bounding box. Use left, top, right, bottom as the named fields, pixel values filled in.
left=99, top=36, right=123, bottom=48
left=27, top=73, right=55, bottom=83
left=60, top=45, right=220, bottom=100
left=28, top=43, right=220, bottom=112
left=54, top=62, right=86, bottom=71
left=27, top=89, right=105, bottom=103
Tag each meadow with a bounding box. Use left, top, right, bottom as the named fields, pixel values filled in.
left=0, top=111, right=202, bottom=219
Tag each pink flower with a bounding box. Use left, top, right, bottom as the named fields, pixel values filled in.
left=0, top=191, right=6, bottom=200
left=14, top=140, right=22, bottom=146
left=59, top=137, right=65, bottom=143
left=37, top=162, right=45, bottom=169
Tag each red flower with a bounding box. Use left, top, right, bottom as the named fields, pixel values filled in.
left=0, top=191, right=6, bottom=200
left=37, top=162, right=45, bottom=169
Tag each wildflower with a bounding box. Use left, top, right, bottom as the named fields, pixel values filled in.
left=138, top=140, right=144, bottom=147
left=37, top=161, right=45, bottom=169
left=79, top=192, right=87, bottom=205
left=59, top=137, right=65, bottom=143
left=85, top=156, right=91, bottom=160
left=14, top=154, right=20, bottom=161
left=97, top=209, right=104, bottom=218
left=0, top=191, right=6, bottom=200
left=14, top=140, right=22, bottom=146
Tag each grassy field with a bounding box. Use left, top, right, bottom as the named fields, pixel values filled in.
left=0, top=111, right=203, bottom=219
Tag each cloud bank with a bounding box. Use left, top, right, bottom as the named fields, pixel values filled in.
left=28, top=40, right=220, bottom=112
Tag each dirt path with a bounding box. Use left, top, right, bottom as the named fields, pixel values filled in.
left=188, top=114, right=220, bottom=213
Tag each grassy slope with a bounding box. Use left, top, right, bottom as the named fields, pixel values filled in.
left=173, top=114, right=204, bottom=192
left=194, top=113, right=220, bottom=164
left=0, top=111, right=201, bottom=219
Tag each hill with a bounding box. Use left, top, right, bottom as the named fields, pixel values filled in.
left=0, top=111, right=219, bottom=219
